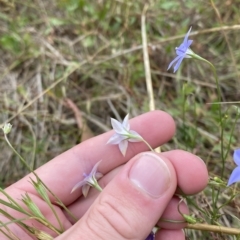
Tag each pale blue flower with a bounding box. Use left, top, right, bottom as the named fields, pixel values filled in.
left=107, top=114, right=143, bottom=156
left=71, top=160, right=103, bottom=197
left=167, top=27, right=194, bottom=73
left=227, top=149, right=240, bottom=186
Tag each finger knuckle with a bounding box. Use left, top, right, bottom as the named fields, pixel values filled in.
left=88, top=193, right=137, bottom=239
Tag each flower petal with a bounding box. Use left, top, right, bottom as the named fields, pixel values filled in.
left=168, top=27, right=193, bottom=73
left=227, top=166, right=240, bottom=186
left=233, top=149, right=240, bottom=166
left=82, top=185, right=91, bottom=198
left=110, top=118, right=124, bottom=134
left=71, top=180, right=86, bottom=193
left=107, top=114, right=143, bottom=155
left=167, top=55, right=182, bottom=71
left=128, top=138, right=143, bottom=142
left=71, top=160, right=103, bottom=197
left=176, top=39, right=193, bottom=55
left=145, top=232, right=155, bottom=240
left=173, top=56, right=185, bottom=73
left=186, top=39, right=193, bottom=49
left=90, top=160, right=102, bottom=176
left=183, top=27, right=192, bottom=46
left=107, top=133, right=127, bottom=144
left=95, top=172, right=103, bottom=180
left=122, top=114, right=130, bottom=131
left=119, top=139, right=128, bottom=156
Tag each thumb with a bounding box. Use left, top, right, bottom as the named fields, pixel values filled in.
left=58, top=152, right=177, bottom=239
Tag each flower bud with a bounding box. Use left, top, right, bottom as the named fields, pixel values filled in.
left=22, top=193, right=45, bottom=219
left=2, top=123, right=12, bottom=134
left=183, top=214, right=197, bottom=224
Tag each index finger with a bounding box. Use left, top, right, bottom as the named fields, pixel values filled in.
left=9, top=110, right=176, bottom=205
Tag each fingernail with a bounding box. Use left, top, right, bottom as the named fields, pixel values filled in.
left=129, top=153, right=171, bottom=198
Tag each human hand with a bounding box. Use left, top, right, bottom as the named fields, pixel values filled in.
left=1, top=111, right=208, bottom=239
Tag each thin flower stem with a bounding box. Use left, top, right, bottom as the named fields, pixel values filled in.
left=160, top=218, right=185, bottom=224
left=190, top=54, right=224, bottom=221
left=191, top=55, right=224, bottom=175
left=142, top=138, right=155, bottom=152
left=4, top=134, right=32, bottom=172
left=0, top=189, right=32, bottom=216
left=31, top=217, right=61, bottom=235
left=161, top=218, right=240, bottom=236
left=0, top=197, right=61, bottom=236
left=0, top=208, right=59, bottom=238
left=56, top=200, right=78, bottom=222
left=222, top=107, right=240, bottom=161
left=3, top=133, right=65, bottom=232
left=186, top=223, right=240, bottom=236
left=0, top=216, right=58, bottom=235
left=0, top=223, right=20, bottom=240
left=36, top=178, right=72, bottom=230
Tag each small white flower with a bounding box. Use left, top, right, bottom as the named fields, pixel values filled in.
left=71, top=160, right=103, bottom=197
left=2, top=123, right=12, bottom=134
left=107, top=114, right=143, bottom=156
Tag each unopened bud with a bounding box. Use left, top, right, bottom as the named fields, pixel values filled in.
left=2, top=123, right=12, bottom=134
left=22, top=193, right=45, bottom=219
left=183, top=214, right=197, bottom=224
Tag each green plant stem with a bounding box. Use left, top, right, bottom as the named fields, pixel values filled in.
left=223, top=106, right=240, bottom=160
left=0, top=189, right=32, bottom=215
left=186, top=223, right=240, bottom=236
left=181, top=88, right=187, bottom=149
left=142, top=138, right=155, bottom=152
left=0, top=226, right=20, bottom=240
left=161, top=217, right=240, bottom=236
left=3, top=133, right=65, bottom=232
left=191, top=54, right=224, bottom=222
left=4, top=134, right=32, bottom=172
left=192, top=55, right=224, bottom=175
left=0, top=199, right=61, bottom=236
left=161, top=217, right=240, bottom=235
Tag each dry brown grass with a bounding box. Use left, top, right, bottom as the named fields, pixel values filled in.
left=1, top=0, right=240, bottom=239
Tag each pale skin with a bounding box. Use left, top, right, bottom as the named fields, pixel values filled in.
left=1, top=110, right=208, bottom=240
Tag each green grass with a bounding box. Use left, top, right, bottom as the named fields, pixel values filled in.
left=1, top=0, right=240, bottom=239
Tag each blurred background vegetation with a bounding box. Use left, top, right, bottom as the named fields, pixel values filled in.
left=1, top=0, right=240, bottom=239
